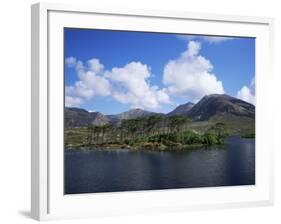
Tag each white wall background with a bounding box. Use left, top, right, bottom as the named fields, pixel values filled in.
left=0, top=0, right=279, bottom=223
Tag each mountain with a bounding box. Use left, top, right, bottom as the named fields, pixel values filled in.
left=65, top=94, right=255, bottom=128
left=113, top=108, right=162, bottom=120
left=88, top=112, right=111, bottom=126
left=167, top=102, right=194, bottom=116
left=65, top=108, right=90, bottom=127
left=188, top=94, right=255, bottom=121
left=65, top=108, right=161, bottom=128
left=65, top=108, right=110, bottom=127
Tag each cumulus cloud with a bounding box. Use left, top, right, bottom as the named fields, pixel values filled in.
left=177, top=35, right=234, bottom=43
left=65, top=58, right=110, bottom=107
left=65, top=57, right=77, bottom=67
left=65, top=96, right=84, bottom=107
left=163, top=41, right=224, bottom=102
left=65, top=58, right=170, bottom=110
left=105, top=62, right=170, bottom=110
left=236, top=78, right=255, bottom=105
left=87, top=58, right=104, bottom=73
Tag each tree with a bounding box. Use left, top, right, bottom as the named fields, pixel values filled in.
left=203, top=133, right=218, bottom=145
left=94, top=126, right=101, bottom=144
left=213, top=122, right=226, bottom=138
left=168, top=115, right=190, bottom=142
left=87, top=126, right=94, bottom=145
left=101, top=124, right=112, bottom=144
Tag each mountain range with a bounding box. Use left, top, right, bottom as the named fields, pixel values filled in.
left=65, top=94, right=255, bottom=128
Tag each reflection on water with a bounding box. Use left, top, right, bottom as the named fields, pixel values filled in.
left=64, top=136, right=255, bottom=194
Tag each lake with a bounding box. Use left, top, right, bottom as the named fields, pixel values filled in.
left=64, top=136, right=255, bottom=194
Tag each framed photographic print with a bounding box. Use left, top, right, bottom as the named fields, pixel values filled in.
left=31, top=2, right=274, bottom=221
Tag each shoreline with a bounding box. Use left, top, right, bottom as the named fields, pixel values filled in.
left=64, top=135, right=254, bottom=152
left=65, top=142, right=222, bottom=152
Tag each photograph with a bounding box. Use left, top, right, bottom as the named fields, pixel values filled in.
left=64, top=28, right=255, bottom=194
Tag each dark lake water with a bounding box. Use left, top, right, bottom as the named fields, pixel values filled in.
left=64, top=136, right=255, bottom=194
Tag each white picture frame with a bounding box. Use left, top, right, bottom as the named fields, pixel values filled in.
left=31, top=2, right=274, bottom=221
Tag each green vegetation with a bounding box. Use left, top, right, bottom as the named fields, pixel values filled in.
left=65, top=115, right=234, bottom=150
left=147, top=131, right=224, bottom=146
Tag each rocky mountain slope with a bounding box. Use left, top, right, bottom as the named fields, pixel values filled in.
left=167, top=102, right=194, bottom=116
left=187, top=94, right=255, bottom=121
left=65, top=108, right=110, bottom=127
left=113, top=108, right=160, bottom=120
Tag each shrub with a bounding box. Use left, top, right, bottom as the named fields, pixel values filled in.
left=202, top=133, right=218, bottom=145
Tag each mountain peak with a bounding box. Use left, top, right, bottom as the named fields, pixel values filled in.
left=128, top=108, right=145, bottom=112
left=115, top=108, right=159, bottom=120
left=66, top=107, right=89, bottom=114
left=188, top=94, right=255, bottom=121
left=167, top=102, right=194, bottom=116
left=65, top=108, right=110, bottom=127
left=203, top=93, right=232, bottom=100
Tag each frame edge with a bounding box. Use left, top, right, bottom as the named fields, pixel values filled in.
left=31, top=2, right=49, bottom=221
left=31, top=3, right=40, bottom=221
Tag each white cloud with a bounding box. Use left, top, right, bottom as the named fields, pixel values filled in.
left=65, top=57, right=77, bottom=67
left=236, top=77, right=255, bottom=105
left=163, top=41, right=224, bottom=102
left=177, top=35, right=234, bottom=43
left=65, top=58, right=111, bottom=107
left=105, top=62, right=171, bottom=110
left=87, top=58, right=104, bottom=73
left=65, top=59, right=170, bottom=110
left=65, top=96, right=83, bottom=107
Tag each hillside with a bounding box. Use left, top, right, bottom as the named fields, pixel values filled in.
left=167, top=102, right=194, bottom=116
left=188, top=94, right=255, bottom=121
left=113, top=108, right=161, bottom=120
left=65, top=108, right=110, bottom=127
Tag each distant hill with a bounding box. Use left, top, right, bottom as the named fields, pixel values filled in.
left=167, top=102, right=194, bottom=116
left=113, top=108, right=161, bottom=120
left=188, top=94, right=255, bottom=121
left=65, top=108, right=90, bottom=127
left=89, top=112, right=111, bottom=126
left=65, top=108, right=162, bottom=128
left=65, top=108, right=110, bottom=127
left=65, top=94, right=255, bottom=127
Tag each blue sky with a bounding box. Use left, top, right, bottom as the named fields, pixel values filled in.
left=65, top=28, right=255, bottom=114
